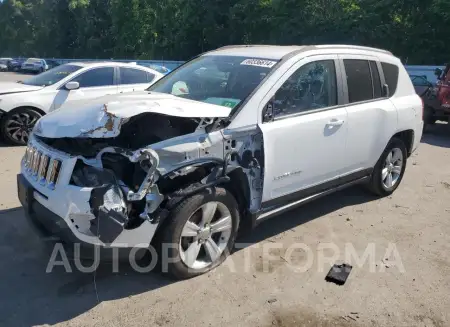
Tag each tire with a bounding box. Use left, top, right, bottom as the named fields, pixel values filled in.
left=366, top=137, right=407, bottom=196
left=0, top=108, right=42, bottom=146
left=158, top=187, right=240, bottom=279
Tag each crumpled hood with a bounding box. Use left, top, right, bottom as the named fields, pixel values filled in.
left=0, top=82, right=44, bottom=95
left=34, top=91, right=232, bottom=138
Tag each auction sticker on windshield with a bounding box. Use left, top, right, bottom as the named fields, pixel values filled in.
left=204, top=97, right=240, bottom=108
left=241, top=59, right=277, bottom=68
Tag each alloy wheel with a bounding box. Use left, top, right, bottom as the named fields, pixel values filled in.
left=381, top=147, right=403, bottom=189
left=179, top=201, right=233, bottom=270
left=5, top=112, right=39, bottom=144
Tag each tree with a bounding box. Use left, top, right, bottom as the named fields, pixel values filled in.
left=0, top=0, right=449, bottom=64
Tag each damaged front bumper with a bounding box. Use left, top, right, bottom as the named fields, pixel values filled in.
left=18, top=136, right=161, bottom=249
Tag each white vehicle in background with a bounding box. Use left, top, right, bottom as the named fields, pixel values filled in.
left=0, top=62, right=163, bottom=145
left=0, top=58, right=13, bottom=71
left=21, top=58, right=49, bottom=73
left=17, top=45, right=423, bottom=279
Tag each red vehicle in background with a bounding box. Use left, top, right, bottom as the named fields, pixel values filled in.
left=423, top=64, right=450, bottom=131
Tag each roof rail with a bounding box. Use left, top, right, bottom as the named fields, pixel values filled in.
left=314, top=44, right=393, bottom=55
left=215, top=44, right=393, bottom=55
left=214, top=44, right=282, bottom=50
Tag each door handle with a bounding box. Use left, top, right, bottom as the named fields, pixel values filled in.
left=327, top=119, right=345, bottom=126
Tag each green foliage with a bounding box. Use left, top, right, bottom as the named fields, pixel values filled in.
left=0, top=0, right=448, bottom=64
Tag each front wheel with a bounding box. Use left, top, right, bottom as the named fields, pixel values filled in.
left=367, top=137, right=407, bottom=196
left=0, top=108, right=42, bottom=145
left=158, top=187, right=240, bottom=279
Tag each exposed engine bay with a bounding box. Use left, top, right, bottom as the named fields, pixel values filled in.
left=35, top=110, right=264, bottom=245
left=36, top=113, right=200, bottom=157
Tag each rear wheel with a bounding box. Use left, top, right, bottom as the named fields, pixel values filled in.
left=158, top=187, right=240, bottom=279
left=367, top=137, right=407, bottom=196
left=0, top=108, right=42, bottom=145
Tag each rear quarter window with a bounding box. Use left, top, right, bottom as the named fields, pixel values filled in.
left=381, top=62, right=399, bottom=97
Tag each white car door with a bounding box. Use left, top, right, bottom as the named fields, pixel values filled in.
left=51, top=67, right=118, bottom=111
left=338, top=56, right=397, bottom=177
left=118, top=67, right=156, bottom=94
left=258, top=55, right=349, bottom=205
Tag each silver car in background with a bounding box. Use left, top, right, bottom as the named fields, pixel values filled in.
left=21, top=58, right=49, bottom=74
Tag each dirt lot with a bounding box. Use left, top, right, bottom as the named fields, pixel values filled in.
left=1, top=71, right=450, bottom=327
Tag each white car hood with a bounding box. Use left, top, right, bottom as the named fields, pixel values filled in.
left=0, top=82, right=43, bottom=95
left=34, top=91, right=232, bottom=138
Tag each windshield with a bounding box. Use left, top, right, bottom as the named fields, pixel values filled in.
left=148, top=55, right=279, bottom=110
left=21, top=64, right=82, bottom=86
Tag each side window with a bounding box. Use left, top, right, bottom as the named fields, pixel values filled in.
left=381, top=62, right=399, bottom=96
left=72, top=67, right=114, bottom=87
left=273, top=60, right=337, bottom=117
left=120, top=68, right=149, bottom=84
left=344, top=59, right=373, bottom=103
left=147, top=72, right=155, bottom=82
left=370, top=61, right=382, bottom=98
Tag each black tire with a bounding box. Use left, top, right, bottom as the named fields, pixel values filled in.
left=0, top=108, right=42, bottom=146
left=158, top=187, right=240, bottom=279
left=366, top=137, right=407, bottom=196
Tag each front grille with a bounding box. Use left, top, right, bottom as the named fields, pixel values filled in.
left=24, top=145, right=62, bottom=190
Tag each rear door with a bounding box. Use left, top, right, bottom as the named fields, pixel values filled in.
left=52, top=66, right=118, bottom=110
left=259, top=55, right=349, bottom=204
left=339, top=55, right=397, bottom=177
left=118, top=67, right=156, bottom=93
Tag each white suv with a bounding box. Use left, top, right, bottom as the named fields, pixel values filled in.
left=0, top=62, right=163, bottom=145
left=17, top=45, right=423, bottom=279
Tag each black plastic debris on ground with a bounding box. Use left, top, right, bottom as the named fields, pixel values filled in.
left=325, top=263, right=353, bottom=285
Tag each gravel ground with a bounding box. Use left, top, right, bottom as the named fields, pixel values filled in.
left=1, top=72, right=450, bottom=327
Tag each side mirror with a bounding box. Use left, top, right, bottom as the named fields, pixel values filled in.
left=65, top=81, right=79, bottom=90
left=263, top=101, right=274, bottom=122
left=382, top=84, right=390, bottom=98
left=434, top=68, right=443, bottom=79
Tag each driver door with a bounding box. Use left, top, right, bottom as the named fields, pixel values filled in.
left=259, top=55, right=349, bottom=206
left=51, top=67, right=118, bottom=111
